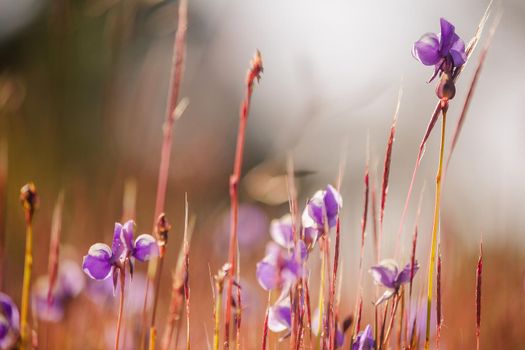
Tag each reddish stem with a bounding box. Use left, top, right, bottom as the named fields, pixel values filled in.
left=224, top=52, right=263, bottom=350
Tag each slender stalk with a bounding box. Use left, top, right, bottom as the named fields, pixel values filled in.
left=476, top=241, right=483, bottom=350
left=20, top=222, right=33, bottom=350
left=142, top=0, right=188, bottom=346
left=382, top=292, right=401, bottom=348
left=261, top=292, right=270, bottom=350
left=224, top=52, right=263, bottom=349
left=19, top=183, right=37, bottom=350
left=214, top=279, right=224, bottom=350
left=424, top=107, right=447, bottom=349
left=316, top=240, right=327, bottom=350
left=436, top=251, right=442, bottom=349
left=116, top=266, right=126, bottom=350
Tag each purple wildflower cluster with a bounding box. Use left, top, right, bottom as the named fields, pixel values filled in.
left=256, top=184, right=344, bottom=345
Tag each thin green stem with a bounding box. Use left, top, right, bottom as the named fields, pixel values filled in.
left=424, top=108, right=447, bottom=349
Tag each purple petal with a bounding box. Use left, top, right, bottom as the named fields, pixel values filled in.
left=133, top=234, right=159, bottom=262
left=396, top=261, right=419, bottom=285
left=59, top=260, right=86, bottom=298
left=307, top=190, right=325, bottom=227
left=256, top=261, right=279, bottom=291
left=374, top=289, right=396, bottom=306
left=270, top=214, right=294, bottom=248
left=295, top=240, right=308, bottom=262
left=412, top=33, right=441, bottom=66
left=335, top=328, right=345, bottom=349
left=122, top=220, right=135, bottom=251
left=324, top=185, right=342, bottom=227
left=111, top=223, right=126, bottom=261
left=0, top=293, right=19, bottom=331
left=449, top=37, right=467, bottom=66
left=32, top=281, right=65, bottom=322
left=268, top=299, right=291, bottom=332
left=369, top=260, right=398, bottom=289
left=352, top=324, right=375, bottom=350
left=83, top=243, right=113, bottom=280
left=439, top=18, right=457, bottom=55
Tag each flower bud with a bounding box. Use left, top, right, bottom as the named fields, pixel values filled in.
left=435, top=73, right=456, bottom=102
left=20, top=182, right=38, bottom=223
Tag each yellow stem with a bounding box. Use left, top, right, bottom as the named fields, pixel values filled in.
left=213, top=286, right=222, bottom=350
left=149, top=326, right=157, bottom=350
left=424, top=109, right=447, bottom=349
left=20, top=222, right=33, bottom=350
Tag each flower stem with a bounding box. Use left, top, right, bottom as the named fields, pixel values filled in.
left=224, top=52, right=262, bottom=350
left=116, top=267, right=126, bottom=350
left=316, top=241, right=327, bottom=350
left=213, top=281, right=223, bottom=350
left=424, top=106, right=447, bottom=349
left=19, top=221, right=33, bottom=350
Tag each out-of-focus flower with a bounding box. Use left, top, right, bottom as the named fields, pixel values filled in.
left=82, top=220, right=158, bottom=285
left=412, top=18, right=467, bottom=82
left=33, top=260, right=85, bottom=322
left=267, top=298, right=291, bottom=333
left=86, top=272, right=153, bottom=315
left=256, top=240, right=306, bottom=292
left=311, top=308, right=345, bottom=348
left=352, top=324, right=375, bottom=350
left=369, top=259, right=419, bottom=305
left=0, top=292, right=19, bottom=350
left=302, top=185, right=342, bottom=247
left=270, top=214, right=294, bottom=249
left=216, top=204, right=269, bottom=254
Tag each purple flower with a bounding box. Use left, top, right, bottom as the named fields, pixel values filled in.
left=267, top=298, right=292, bottom=333
left=270, top=214, right=294, bottom=249
left=0, top=293, right=19, bottom=349
left=82, top=220, right=158, bottom=283
left=352, top=324, right=375, bottom=350
left=302, top=185, right=342, bottom=246
left=369, top=259, right=419, bottom=305
left=33, top=260, right=85, bottom=322
left=412, top=18, right=467, bottom=81
left=256, top=240, right=306, bottom=292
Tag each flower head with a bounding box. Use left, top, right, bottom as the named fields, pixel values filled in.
left=0, top=293, right=19, bottom=350
left=412, top=18, right=467, bottom=82
left=352, top=324, right=375, bottom=350
left=267, top=298, right=292, bottom=333
left=302, top=185, right=342, bottom=247
left=369, top=259, right=419, bottom=305
left=82, top=220, right=159, bottom=285
left=256, top=240, right=306, bottom=292
left=33, top=260, right=85, bottom=322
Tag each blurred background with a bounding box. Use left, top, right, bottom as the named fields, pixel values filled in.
left=0, top=0, right=524, bottom=348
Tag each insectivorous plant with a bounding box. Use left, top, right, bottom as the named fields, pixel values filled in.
left=82, top=220, right=158, bottom=350
left=0, top=292, right=20, bottom=350
left=412, top=17, right=468, bottom=349
left=370, top=259, right=419, bottom=306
